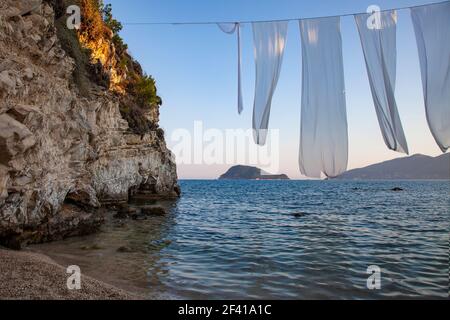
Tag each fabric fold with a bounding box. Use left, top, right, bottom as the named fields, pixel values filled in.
left=299, top=17, right=348, bottom=178
left=355, top=10, right=409, bottom=154
left=252, top=21, right=288, bottom=145
left=411, top=2, right=450, bottom=153
left=218, top=23, right=244, bottom=114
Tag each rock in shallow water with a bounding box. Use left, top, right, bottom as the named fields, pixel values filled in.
left=292, top=212, right=310, bottom=218
left=141, top=206, right=168, bottom=216
left=80, top=244, right=103, bottom=251
left=116, top=246, right=134, bottom=253
left=113, top=204, right=137, bottom=219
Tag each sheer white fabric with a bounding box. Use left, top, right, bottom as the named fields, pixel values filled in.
left=355, top=11, right=409, bottom=154
left=218, top=23, right=244, bottom=114
left=252, top=21, right=288, bottom=145
left=299, top=17, right=348, bottom=178
left=411, top=2, right=450, bottom=152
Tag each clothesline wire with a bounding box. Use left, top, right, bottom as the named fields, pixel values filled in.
left=120, top=0, right=449, bottom=25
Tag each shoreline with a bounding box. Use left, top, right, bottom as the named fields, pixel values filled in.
left=0, top=247, right=141, bottom=300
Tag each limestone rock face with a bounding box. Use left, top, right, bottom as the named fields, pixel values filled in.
left=0, top=0, right=179, bottom=247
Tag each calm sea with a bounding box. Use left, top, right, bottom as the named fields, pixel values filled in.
left=32, top=180, right=449, bottom=299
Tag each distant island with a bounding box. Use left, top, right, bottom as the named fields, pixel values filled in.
left=334, top=154, right=450, bottom=180
left=219, top=165, right=290, bottom=180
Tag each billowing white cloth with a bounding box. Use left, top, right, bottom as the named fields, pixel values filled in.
left=252, top=21, right=288, bottom=145
left=218, top=23, right=244, bottom=114
left=299, top=17, right=348, bottom=178
left=355, top=11, right=409, bottom=154
left=411, top=2, right=450, bottom=152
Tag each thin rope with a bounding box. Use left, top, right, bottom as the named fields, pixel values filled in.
left=120, top=0, right=448, bottom=26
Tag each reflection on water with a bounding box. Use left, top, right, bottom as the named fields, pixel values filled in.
left=31, top=180, right=449, bottom=299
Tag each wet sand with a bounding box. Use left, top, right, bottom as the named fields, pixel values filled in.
left=0, top=248, right=140, bottom=300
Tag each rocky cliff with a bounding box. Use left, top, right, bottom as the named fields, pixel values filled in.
left=0, top=0, right=179, bottom=248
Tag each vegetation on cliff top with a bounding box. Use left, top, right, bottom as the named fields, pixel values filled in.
left=45, top=0, right=162, bottom=135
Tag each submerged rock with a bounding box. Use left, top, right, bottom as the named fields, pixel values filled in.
left=80, top=244, right=103, bottom=251
left=113, top=205, right=137, bottom=219
left=141, top=206, right=168, bottom=216
left=149, top=239, right=172, bottom=250
left=116, top=246, right=134, bottom=253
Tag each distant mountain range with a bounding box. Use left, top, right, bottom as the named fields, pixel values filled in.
left=219, top=165, right=290, bottom=180
left=335, top=154, right=450, bottom=180
left=219, top=155, right=449, bottom=180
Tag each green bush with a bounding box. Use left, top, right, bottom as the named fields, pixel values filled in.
left=134, top=74, right=162, bottom=109
left=101, top=3, right=123, bottom=35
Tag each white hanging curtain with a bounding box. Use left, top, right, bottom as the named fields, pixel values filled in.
left=252, top=21, right=288, bottom=145
left=299, top=17, right=348, bottom=178
left=355, top=11, right=409, bottom=154
left=218, top=23, right=244, bottom=114
left=411, top=2, right=450, bottom=153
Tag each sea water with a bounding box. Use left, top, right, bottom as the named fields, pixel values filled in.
left=32, top=180, right=449, bottom=299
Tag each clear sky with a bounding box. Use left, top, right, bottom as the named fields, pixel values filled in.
left=105, top=0, right=445, bottom=179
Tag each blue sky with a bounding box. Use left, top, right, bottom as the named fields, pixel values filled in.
left=105, top=0, right=444, bottom=179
